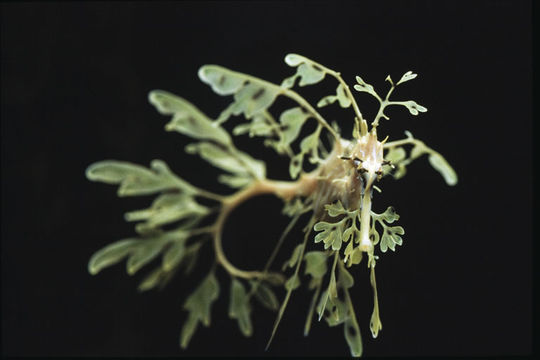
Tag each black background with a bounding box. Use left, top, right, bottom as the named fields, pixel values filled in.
left=1, top=1, right=532, bottom=357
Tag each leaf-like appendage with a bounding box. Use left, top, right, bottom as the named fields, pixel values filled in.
left=180, top=313, right=198, bottom=350
left=279, top=107, right=310, bottom=146
left=393, top=164, right=407, bottom=179
left=289, top=153, right=303, bottom=179
left=198, top=65, right=246, bottom=95
left=315, top=202, right=358, bottom=252
left=148, top=90, right=231, bottom=145
left=139, top=265, right=181, bottom=293
left=137, top=267, right=166, bottom=292
left=344, top=243, right=363, bottom=267
left=318, top=261, right=355, bottom=328
left=88, top=229, right=191, bottom=276
left=162, top=235, right=189, bottom=271
left=324, top=297, right=348, bottom=327
left=285, top=274, right=301, bottom=291
left=353, top=76, right=377, bottom=98
left=185, top=141, right=266, bottom=180
left=336, top=83, right=352, bottom=108
left=124, top=194, right=209, bottom=232
left=339, top=261, right=363, bottom=357
left=384, top=147, right=408, bottom=178
left=396, top=71, right=418, bottom=86
left=380, top=226, right=405, bottom=253
left=385, top=147, right=406, bottom=164
left=385, top=132, right=459, bottom=187
left=376, top=206, right=400, bottom=224
left=86, top=161, right=151, bottom=184
left=126, top=239, right=167, bottom=275
left=345, top=318, right=363, bottom=357
left=369, top=264, right=382, bottom=339
left=233, top=113, right=275, bottom=138
left=283, top=54, right=305, bottom=66
left=217, top=174, right=252, bottom=189
left=316, top=289, right=329, bottom=321
left=303, top=251, right=328, bottom=279
left=299, top=128, right=319, bottom=154
left=400, top=100, right=427, bottom=115
left=282, top=198, right=306, bottom=217
left=267, top=218, right=314, bottom=351
left=317, top=95, right=337, bottom=108
left=313, top=221, right=345, bottom=251
left=199, top=65, right=281, bottom=122
left=181, top=242, right=203, bottom=276
left=282, top=53, right=326, bottom=88
left=86, top=160, right=196, bottom=197
left=370, top=312, right=383, bottom=338
left=410, top=144, right=424, bottom=160
left=181, top=272, right=220, bottom=348
left=328, top=266, right=338, bottom=299
left=298, top=127, right=322, bottom=168
left=231, top=83, right=281, bottom=119
left=279, top=109, right=322, bottom=179
left=325, top=200, right=348, bottom=217
left=282, top=244, right=305, bottom=271
left=317, top=84, right=351, bottom=109
left=389, top=136, right=458, bottom=186
left=428, top=153, right=458, bottom=186
left=372, top=207, right=404, bottom=253
left=369, top=226, right=380, bottom=246
left=88, top=239, right=139, bottom=275
left=337, top=263, right=354, bottom=290
left=342, top=225, right=356, bottom=244
left=229, top=279, right=253, bottom=337
left=251, top=282, right=279, bottom=311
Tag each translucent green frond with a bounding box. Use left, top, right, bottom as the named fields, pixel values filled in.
left=282, top=53, right=327, bottom=88
left=181, top=272, right=220, bottom=348
left=229, top=279, right=253, bottom=337
left=148, top=90, right=231, bottom=145
left=86, top=160, right=197, bottom=197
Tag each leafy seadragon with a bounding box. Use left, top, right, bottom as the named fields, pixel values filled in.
left=86, top=53, right=457, bottom=356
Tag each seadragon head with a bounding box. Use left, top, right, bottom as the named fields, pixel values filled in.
left=350, top=129, right=386, bottom=189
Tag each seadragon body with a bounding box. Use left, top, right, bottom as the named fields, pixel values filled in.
left=86, top=54, right=457, bottom=356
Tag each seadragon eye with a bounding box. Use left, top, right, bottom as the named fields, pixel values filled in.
left=382, top=160, right=395, bottom=169
left=339, top=155, right=365, bottom=172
